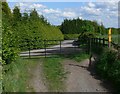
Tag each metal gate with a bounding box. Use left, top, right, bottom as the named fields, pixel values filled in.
left=20, top=40, right=81, bottom=58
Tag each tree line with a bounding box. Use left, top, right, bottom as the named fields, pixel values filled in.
left=60, top=18, right=118, bottom=35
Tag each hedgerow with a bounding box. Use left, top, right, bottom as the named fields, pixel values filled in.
left=95, top=48, right=120, bottom=92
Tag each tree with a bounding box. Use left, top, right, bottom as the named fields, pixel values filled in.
left=13, top=6, right=21, bottom=21
left=22, top=12, right=29, bottom=21
left=30, top=9, right=39, bottom=20
left=2, top=2, right=12, bottom=18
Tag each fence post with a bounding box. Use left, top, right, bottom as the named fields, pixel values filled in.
left=93, top=38, right=95, bottom=44
left=90, top=38, right=92, bottom=55
left=96, top=38, right=97, bottom=45
left=60, top=40, right=61, bottom=54
left=95, top=38, right=97, bottom=44
left=99, top=38, right=101, bottom=45
left=28, top=40, right=31, bottom=58
left=103, top=38, right=105, bottom=46
left=44, top=40, right=46, bottom=58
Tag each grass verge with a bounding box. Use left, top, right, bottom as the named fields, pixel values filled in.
left=42, top=57, right=66, bottom=92
left=2, top=58, right=36, bottom=92
left=60, top=52, right=89, bottom=62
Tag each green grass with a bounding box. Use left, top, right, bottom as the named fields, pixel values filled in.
left=60, top=52, right=89, bottom=62
left=2, top=52, right=90, bottom=92
left=42, top=57, right=66, bottom=92
left=71, top=53, right=89, bottom=62
left=0, top=47, right=1, bottom=93
left=2, top=56, right=66, bottom=92
left=2, top=58, right=36, bottom=92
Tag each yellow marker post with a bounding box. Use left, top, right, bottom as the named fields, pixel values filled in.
left=108, top=28, right=112, bottom=48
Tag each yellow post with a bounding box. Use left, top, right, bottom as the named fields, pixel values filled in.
left=108, top=28, right=112, bottom=48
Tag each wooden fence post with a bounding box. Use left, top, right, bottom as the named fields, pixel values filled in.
left=96, top=38, right=97, bottom=44
left=103, top=38, right=105, bottom=46
left=28, top=40, right=31, bottom=58
left=44, top=40, right=46, bottom=58
left=60, top=40, right=61, bottom=54
left=99, top=38, right=101, bottom=45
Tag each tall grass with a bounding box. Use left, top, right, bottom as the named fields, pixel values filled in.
left=60, top=52, right=89, bottom=62
left=2, top=58, right=36, bottom=92
left=0, top=66, right=2, bottom=93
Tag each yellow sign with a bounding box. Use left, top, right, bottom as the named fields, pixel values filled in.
left=108, top=28, right=112, bottom=42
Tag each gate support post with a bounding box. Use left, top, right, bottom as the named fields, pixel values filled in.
left=28, top=41, right=31, bottom=58
left=44, top=40, right=46, bottom=58
left=60, top=40, right=61, bottom=54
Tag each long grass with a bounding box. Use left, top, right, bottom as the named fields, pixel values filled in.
left=59, top=52, right=89, bottom=62
left=2, top=58, right=36, bottom=92
left=0, top=66, right=2, bottom=93
left=42, top=57, right=66, bottom=92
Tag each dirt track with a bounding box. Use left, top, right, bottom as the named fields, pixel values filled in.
left=63, top=59, right=114, bottom=92
left=29, top=62, right=48, bottom=92
left=26, top=40, right=114, bottom=92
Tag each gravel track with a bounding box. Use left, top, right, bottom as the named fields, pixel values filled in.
left=63, top=59, right=114, bottom=92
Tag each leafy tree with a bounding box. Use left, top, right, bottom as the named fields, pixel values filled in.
left=30, top=9, right=39, bottom=21
left=2, top=2, right=19, bottom=64
left=60, top=18, right=105, bottom=34
left=2, top=2, right=12, bottom=18
left=13, top=6, right=21, bottom=21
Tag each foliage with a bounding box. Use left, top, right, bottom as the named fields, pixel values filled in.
left=60, top=18, right=107, bottom=34
left=13, top=6, right=21, bottom=21
left=64, top=34, right=80, bottom=40
left=2, top=2, right=19, bottom=64
left=95, top=48, right=120, bottom=91
left=12, top=8, right=63, bottom=51
left=43, top=57, right=65, bottom=92
left=78, top=32, right=97, bottom=44
left=2, top=2, right=12, bottom=18
left=2, top=3, right=63, bottom=64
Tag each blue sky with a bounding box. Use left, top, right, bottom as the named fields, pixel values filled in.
left=8, top=1, right=119, bottom=28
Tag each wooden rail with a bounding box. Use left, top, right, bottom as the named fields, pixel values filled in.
left=89, top=38, right=120, bottom=50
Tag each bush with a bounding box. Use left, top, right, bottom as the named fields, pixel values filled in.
left=96, top=48, right=120, bottom=91
left=64, top=34, right=80, bottom=40
left=78, top=32, right=97, bottom=44
left=2, top=18, right=19, bottom=64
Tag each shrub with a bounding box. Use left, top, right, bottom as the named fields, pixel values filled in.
left=95, top=48, right=120, bottom=91
left=2, top=19, right=19, bottom=64
left=64, top=34, right=80, bottom=40
left=78, top=32, right=97, bottom=44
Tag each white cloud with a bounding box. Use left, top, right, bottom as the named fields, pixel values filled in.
left=30, top=3, right=46, bottom=9
left=78, top=16, right=82, bottom=19
left=11, top=2, right=118, bottom=27
left=19, top=3, right=28, bottom=7
left=62, top=11, right=76, bottom=18
left=81, top=6, right=101, bottom=16
left=88, top=2, right=95, bottom=8
left=43, top=8, right=61, bottom=14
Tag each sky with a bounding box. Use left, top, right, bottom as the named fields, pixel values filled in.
left=7, top=0, right=119, bottom=28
